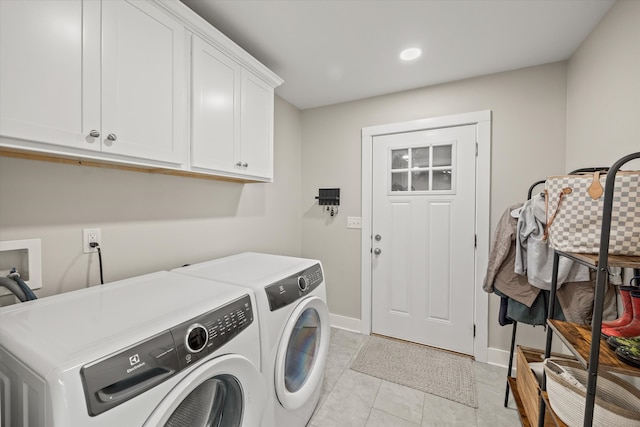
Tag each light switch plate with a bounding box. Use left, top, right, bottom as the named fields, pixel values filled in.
left=347, top=217, right=362, bottom=229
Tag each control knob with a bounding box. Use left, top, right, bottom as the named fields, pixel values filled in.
left=185, top=323, right=208, bottom=353
left=297, top=276, right=308, bottom=292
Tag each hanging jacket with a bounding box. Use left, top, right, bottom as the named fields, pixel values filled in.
left=515, top=193, right=590, bottom=290
left=484, top=203, right=539, bottom=307
left=485, top=204, right=616, bottom=325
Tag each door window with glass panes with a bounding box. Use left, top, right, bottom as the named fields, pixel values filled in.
left=389, top=142, right=456, bottom=194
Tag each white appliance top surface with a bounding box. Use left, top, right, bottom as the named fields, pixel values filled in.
left=175, top=252, right=320, bottom=289
left=0, top=271, right=251, bottom=373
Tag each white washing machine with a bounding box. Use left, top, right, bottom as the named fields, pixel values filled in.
left=173, top=253, right=330, bottom=427
left=0, top=271, right=266, bottom=427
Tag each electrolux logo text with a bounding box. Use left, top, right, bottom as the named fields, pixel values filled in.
left=127, top=353, right=146, bottom=374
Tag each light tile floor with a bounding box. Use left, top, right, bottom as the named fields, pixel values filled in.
left=309, top=328, right=521, bottom=427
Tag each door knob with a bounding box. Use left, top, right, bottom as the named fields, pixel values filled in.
left=106, top=133, right=117, bottom=142
left=375, top=234, right=382, bottom=241
left=89, top=130, right=100, bottom=138
left=373, top=248, right=382, bottom=255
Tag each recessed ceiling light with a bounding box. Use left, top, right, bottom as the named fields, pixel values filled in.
left=400, top=48, right=422, bottom=61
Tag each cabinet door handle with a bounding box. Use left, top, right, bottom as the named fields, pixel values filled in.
left=89, top=130, right=100, bottom=138
left=107, top=133, right=117, bottom=142
left=242, top=163, right=248, bottom=168
left=236, top=162, right=242, bottom=167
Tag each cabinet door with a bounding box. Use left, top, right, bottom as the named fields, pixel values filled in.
left=102, top=0, right=186, bottom=164
left=240, top=70, right=274, bottom=180
left=191, top=35, right=240, bottom=173
left=0, top=0, right=100, bottom=150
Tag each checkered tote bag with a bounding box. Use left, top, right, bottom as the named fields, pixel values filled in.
left=544, top=170, right=640, bottom=255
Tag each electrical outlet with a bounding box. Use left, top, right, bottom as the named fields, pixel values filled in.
left=83, top=228, right=101, bottom=253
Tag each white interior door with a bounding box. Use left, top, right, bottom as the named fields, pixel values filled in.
left=371, top=125, right=477, bottom=355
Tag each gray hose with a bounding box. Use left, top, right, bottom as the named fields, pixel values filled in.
left=0, top=277, right=28, bottom=302
left=10, top=274, right=37, bottom=300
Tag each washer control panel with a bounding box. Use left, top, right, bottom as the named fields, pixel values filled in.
left=265, top=263, right=323, bottom=311
left=171, top=294, right=253, bottom=369
left=81, top=294, right=253, bottom=417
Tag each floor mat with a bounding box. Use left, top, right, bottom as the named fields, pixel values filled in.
left=350, top=335, right=478, bottom=408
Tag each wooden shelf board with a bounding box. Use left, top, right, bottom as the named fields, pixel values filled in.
left=541, top=391, right=569, bottom=427
left=0, top=147, right=264, bottom=184
left=547, top=319, right=640, bottom=377
left=557, top=251, right=640, bottom=269
left=508, top=377, right=557, bottom=427
left=508, top=377, right=534, bottom=427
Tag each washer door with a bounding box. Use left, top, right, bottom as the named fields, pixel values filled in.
left=274, top=295, right=330, bottom=410
left=144, top=354, right=265, bottom=427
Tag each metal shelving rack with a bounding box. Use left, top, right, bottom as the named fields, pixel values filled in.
left=504, top=168, right=609, bottom=409
left=537, top=152, right=640, bottom=427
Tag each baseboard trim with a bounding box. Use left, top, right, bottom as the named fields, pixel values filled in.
left=487, top=347, right=514, bottom=371
left=329, top=313, right=362, bottom=333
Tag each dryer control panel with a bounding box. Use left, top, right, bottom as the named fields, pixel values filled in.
left=81, top=294, right=253, bottom=416
left=265, top=263, right=323, bottom=311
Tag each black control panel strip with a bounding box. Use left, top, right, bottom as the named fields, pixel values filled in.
left=265, top=263, right=323, bottom=311
left=81, top=294, right=253, bottom=417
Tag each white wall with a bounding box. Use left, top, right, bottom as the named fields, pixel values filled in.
left=0, top=96, right=302, bottom=303
left=566, top=0, right=640, bottom=170
left=300, top=0, right=640, bottom=357
left=301, top=62, right=569, bottom=352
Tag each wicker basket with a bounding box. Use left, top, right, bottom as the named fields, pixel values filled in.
left=544, top=359, right=640, bottom=427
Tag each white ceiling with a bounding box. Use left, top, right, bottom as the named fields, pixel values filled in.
left=180, top=0, right=615, bottom=110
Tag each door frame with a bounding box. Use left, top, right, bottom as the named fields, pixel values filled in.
left=361, top=111, right=491, bottom=362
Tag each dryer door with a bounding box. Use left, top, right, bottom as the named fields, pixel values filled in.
left=143, top=354, right=265, bottom=427
left=275, top=296, right=330, bottom=410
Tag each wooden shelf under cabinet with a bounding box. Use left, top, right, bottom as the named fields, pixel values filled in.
left=0, top=148, right=262, bottom=184
left=547, top=319, right=640, bottom=377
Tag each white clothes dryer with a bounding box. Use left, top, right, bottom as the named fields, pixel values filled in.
left=0, top=271, right=265, bottom=427
left=174, top=253, right=330, bottom=427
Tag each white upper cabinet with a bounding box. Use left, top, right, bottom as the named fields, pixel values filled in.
left=191, top=36, right=275, bottom=181
left=1, top=0, right=186, bottom=165
left=191, top=35, right=240, bottom=173
left=0, top=0, right=100, bottom=151
left=101, top=0, right=185, bottom=164
left=0, top=0, right=282, bottom=181
left=239, top=69, right=274, bottom=180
